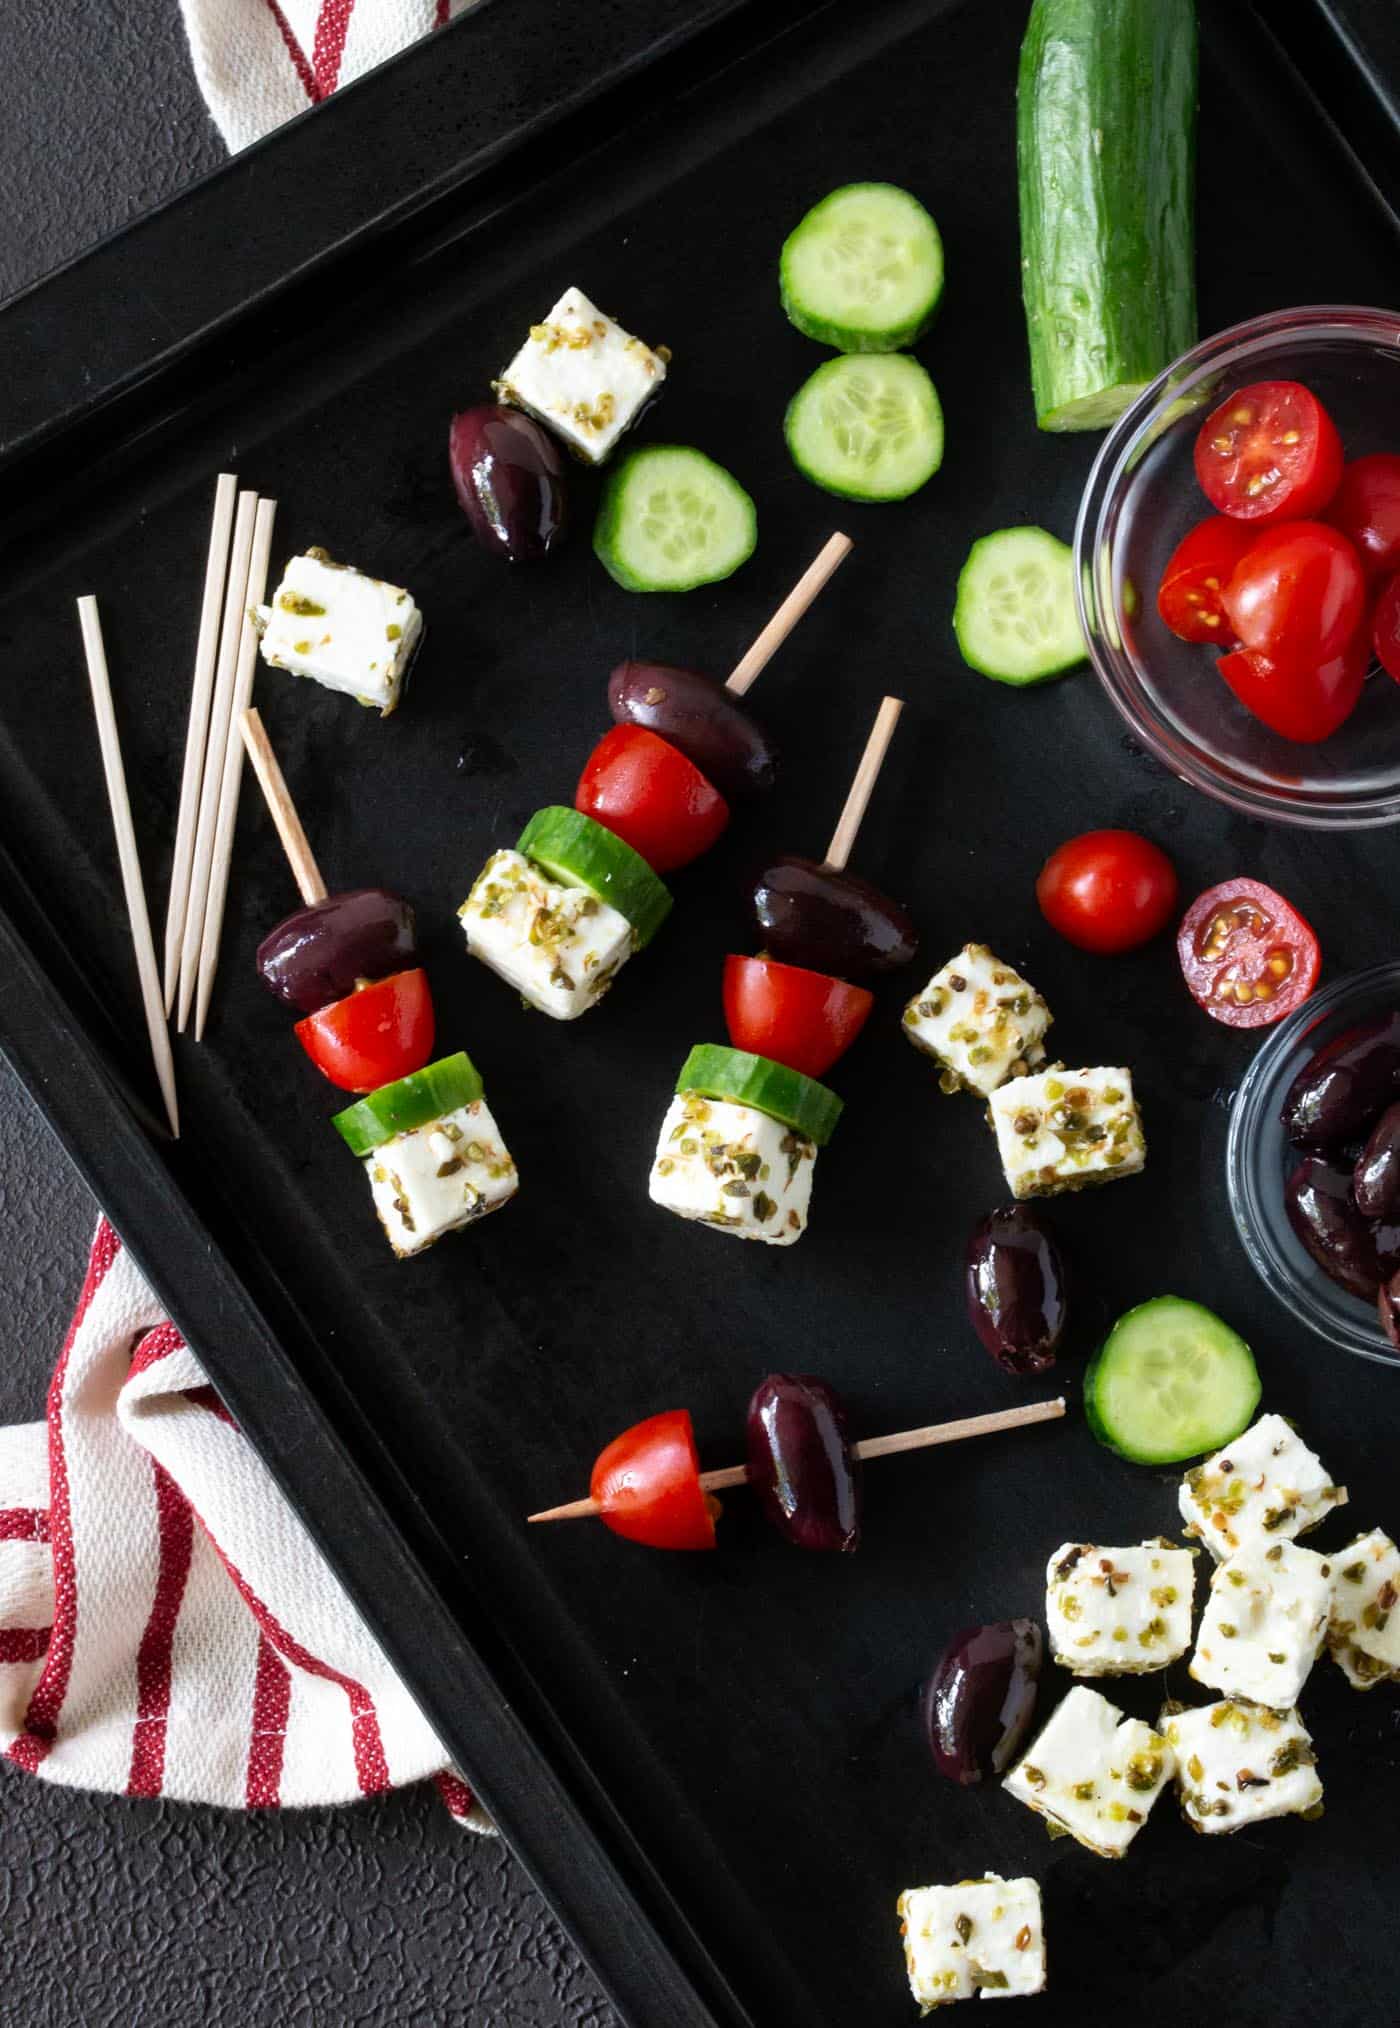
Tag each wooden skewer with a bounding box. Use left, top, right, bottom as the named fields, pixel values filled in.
left=823, top=693, right=903, bottom=872
left=193, top=498, right=279, bottom=1040
left=527, top=1396, right=1065, bottom=1524
left=724, top=532, right=853, bottom=697
left=163, top=472, right=238, bottom=1015
left=238, top=707, right=328, bottom=907
left=77, top=597, right=180, bottom=1141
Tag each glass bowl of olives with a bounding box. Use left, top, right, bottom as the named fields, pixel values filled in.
left=1227, top=961, right=1400, bottom=1366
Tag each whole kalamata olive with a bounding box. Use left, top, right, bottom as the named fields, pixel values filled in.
left=1355, top=1100, right=1400, bottom=1220
left=750, top=855, right=919, bottom=980
left=256, top=888, right=416, bottom=1013
left=1284, top=1154, right=1381, bottom=1300
left=922, top=1620, right=1042, bottom=1785
left=1281, top=1011, right=1400, bottom=1151
left=965, top=1206, right=1067, bottom=1375
left=745, top=1373, right=860, bottom=1553
left=449, top=405, right=567, bottom=563
left=1379, top=1268, right=1400, bottom=1350
left=607, top=660, right=778, bottom=802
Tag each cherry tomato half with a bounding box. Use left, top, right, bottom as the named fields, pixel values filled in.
left=1220, top=521, right=1366, bottom=673
left=590, top=1409, right=717, bottom=1551
left=722, top=954, right=873, bottom=1079
left=576, top=724, right=729, bottom=874
left=1375, top=571, right=1400, bottom=685
left=1194, top=380, right=1343, bottom=525
left=1216, top=630, right=1369, bottom=743
left=1329, top=454, right=1400, bottom=579
left=293, top=968, right=435, bottom=1091
left=1156, top=516, right=1255, bottom=644
left=1177, top=878, right=1320, bottom=1029
left=1035, top=831, right=1179, bottom=955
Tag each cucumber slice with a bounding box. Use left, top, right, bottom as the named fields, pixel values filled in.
left=676, top=1043, right=842, bottom=1147
left=780, top=182, right=944, bottom=353
left=593, top=445, right=756, bottom=593
left=517, top=806, right=672, bottom=948
left=334, top=1051, right=485, bottom=1158
left=785, top=355, right=943, bottom=503
left=1085, top=1297, right=1261, bottom=1466
left=953, top=526, right=1085, bottom=685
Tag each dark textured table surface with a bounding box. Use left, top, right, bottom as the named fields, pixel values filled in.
left=0, top=4, right=611, bottom=2022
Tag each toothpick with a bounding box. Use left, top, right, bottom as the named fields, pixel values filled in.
left=724, top=532, right=853, bottom=697
left=238, top=707, right=328, bottom=908
left=823, top=694, right=903, bottom=871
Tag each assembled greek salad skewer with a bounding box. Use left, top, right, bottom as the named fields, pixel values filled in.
left=458, top=533, right=853, bottom=1021
left=239, top=708, right=517, bottom=1258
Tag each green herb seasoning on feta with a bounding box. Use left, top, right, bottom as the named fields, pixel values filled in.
left=987, top=1065, right=1145, bottom=1198
left=1327, top=1528, right=1400, bottom=1689
left=1190, top=1538, right=1331, bottom=1707
left=896, top=1874, right=1045, bottom=2010
left=496, top=287, right=668, bottom=464
left=1003, top=1684, right=1173, bottom=1858
left=365, top=1099, right=517, bottom=1258
left=459, top=849, right=634, bottom=1021
left=253, top=548, right=422, bottom=716
left=648, top=1093, right=815, bottom=1246
left=903, top=943, right=1050, bottom=1097
left=1161, top=1700, right=1322, bottom=1835
left=1046, top=1539, right=1195, bottom=1677
left=1178, top=1412, right=1347, bottom=1561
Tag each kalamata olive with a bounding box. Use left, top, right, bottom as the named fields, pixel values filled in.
left=1379, top=1268, right=1400, bottom=1350
left=1355, top=1100, right=1400, bottom=1220
left=1374, top=1216, right=1400, bottom=1281
left=745, top=1373, right=860, bottom=1553
left=750, top=855, right=919, bottom=980
left=607, top=660, right=777, bottom=802
left=921, top=1620, right=1042, bottom=1785
left=965, top=1206, right=1067, bottom=1375
left=256, top=888, right=416, bottom=1013
left=1284, top=1154, right=1381, bottom=1299
left=449, top=405, right=567, bottom=563
left=1281, top=1010, right=1400, bottom=1151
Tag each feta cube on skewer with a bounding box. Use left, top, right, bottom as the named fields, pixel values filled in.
left=1161, top=1700, right=1322, bottom=1834
left=987, top=1065, right=1145, bottom=1198
left=496, top=287, right=667, bottom=464
left=1178, top=1412, right=1346, bottom=1561
left=459, top=849, right=635, bottom=1021
left=1189, top=1539, right=1331, bottom=1707
left=903, top=943, right=1050, bottom=1097
left=1045, top=1539, right=1195, bottom=1677
left=1003, top=1684, right=1173, bottom=1858
left=254, top=548, right=421, bottom=715
left=896, top=1874, right=1045, bottom=2009
left=1328, top=1528, right=1400, bottom=1689
left=648, top=1093, right=815, bottom=1246
left=364, top=1099, right=517, bottom=1258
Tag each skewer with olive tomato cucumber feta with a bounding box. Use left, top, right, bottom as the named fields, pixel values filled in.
left=459, top=535, right=854, bottom=1019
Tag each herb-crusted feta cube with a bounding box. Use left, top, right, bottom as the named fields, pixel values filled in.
left=896, top=1874, right=1045, bottom=2009
left=903, top=943, right=1050, bottom=1097
left=649, top=1093, right=814, bottom=1246
left=1190, top=1539, right=1331, bottom=1707
left=1003, top=1684, right=1173, bottom=1858
left=1178, top=1412, right=1347, bottom=1561
left=1160, top=1700, right=1322, bottom=1833
left=254, top=548, right=421, bottom=715
left=1046, top=1539, right=1195, bottom=1677
left=459, top=849, right=634, bottom=1020
left=496, top=287, right=667, bottom=464
left=987, top=1066, right=1145, bottom=1199
left=1328, top=1529, right=1400, bottom=1689
left=364, top=1099, right=517, bottom=1258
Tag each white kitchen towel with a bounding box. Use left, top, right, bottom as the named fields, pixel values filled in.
left=0, top=1219, right=489, bottom=1827
left=181, top=0, right=481, bottom=152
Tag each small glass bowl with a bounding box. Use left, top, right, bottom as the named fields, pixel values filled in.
left=1075, top=305, right=1400, bottom=829
left=1227, top=963, right=1400, bottom=1366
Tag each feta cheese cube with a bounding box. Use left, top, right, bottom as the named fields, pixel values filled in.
left=1178, top=1412, right=1346, bottom=1561
left=459, top=849, right=634, bottom=1020
left=1045, top=1539, right=1195, bottom=1676
left=1003, top=1684, right=1173, bottom=1858
left=364, top=1099, right=517, bottom=1258
left=1160, top=1700, right=1322, bottom=1834
left=896, top=1874, right=1045, bottom=2008
left=903, top=943, right=1050, bottom=1097
left=255, top=548, right=421, bottom=715
left=1190, top=1539, right=1331, bottom=1707
left=496, top=288, right=667, bottom=464
left=987, top=1066, right=1145, bottom=1199
left=649, top=1092, right=814, bottom=1246
left=1328, top=1529, right=1400, bottom=1689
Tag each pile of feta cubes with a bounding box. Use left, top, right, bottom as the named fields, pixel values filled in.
left=898, top=1411, right=1399, bottom=2009
left=903, top=942, right=1147, bottom=1199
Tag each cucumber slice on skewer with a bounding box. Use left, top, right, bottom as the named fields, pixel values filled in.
left=1084, top=1296, right=1261, bottom=1465
left=517, top=806, right=673, bottom=947
left=952, top=526, right=1085, bottom=685
left=785, top=355, right=943, bottom=503
left=780, top=182, right=944, bottom=353
left=593, top=445, right=756, bottom=593
left=334, top=1052, right=485, bottom=1157
left=676, top=1043, right=843, bottom=1146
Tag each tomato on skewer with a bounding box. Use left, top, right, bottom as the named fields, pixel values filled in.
left=294, top=968, right=435, bottom=1091
left=590, top=1409, right=718, bottom=1551
left=576, top=724, right=729, bottom=874
left=722, top=955, right=873, bottom=1079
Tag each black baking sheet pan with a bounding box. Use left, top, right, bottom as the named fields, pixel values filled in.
left=1, top=3, right=1399, bottom=2024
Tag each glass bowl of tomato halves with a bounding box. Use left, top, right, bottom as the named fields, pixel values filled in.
left=1076, top=305, right=1400, bottom=829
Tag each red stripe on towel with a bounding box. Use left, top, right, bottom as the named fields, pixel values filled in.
left=263, top=0, right=320, bottom=101
left=312, top=0, right=359, bottom=97
left=0, top=1628, right=51, bottom=1665
left=0, top=1509, right=49, bottom=1543
left=125, top=1462, right=195, bottom=1798
left=246, top=1633, right=292, bottom=1808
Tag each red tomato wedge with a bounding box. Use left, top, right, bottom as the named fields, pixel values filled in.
left=722, top=954, right=873, bottom=1079
left=294, top=968, right=435, bottom=1091
left=1376, top=571, right=1400, bottom=684
left=1217, top=631, right=1368, bottom=743
left=590, top=1409, right=717, bottom=1551
left=576, top=724, right=729, bottom=874
left=1035, top=831, right=1179, bottom=955
left=1156, top=516, right=1255, bottom=644
left=1330, top=454, right=1400, bottom=579
left=1194, top=381, right=1343, bottom=525
left=1177, top=878, right=1320, bottom=1029
left=1220, top=521, right=1366, bottom=670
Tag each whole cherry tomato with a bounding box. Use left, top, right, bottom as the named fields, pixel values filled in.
left=1375, top=571, right=1400, bottom=685
left=1155, top=516, right=1255, bottom=644
left=722, top=954, right=873, bottom=1079
left=589, top=1409, right=717, bottom=1551
left=1194, top=381, right=1343, bottom=524
left=1329, top=453, right=1400, bottom=579
left=1220, top=521, right=1366, bottom=670
left=1177, top=878, right=1320, bottom=1029
left=1035, top=831, right=1178, bottom=955
left=1216, top=629, right=1369, bottom=743
left=294, top=968, right=435, bottom=1091
left=576, top=724, right=729, bottom=874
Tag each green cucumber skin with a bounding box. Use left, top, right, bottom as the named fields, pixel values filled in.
left=779, top=284, right=939, bottom=357
left=593, top=447, right=757, bottom=594
left=1085, top=1296, right=1260, bottom=1466
left=676, top=1043, right=843, bottom=1147
left=952, top=528, right=1084, bottom=686
left=1017, top=0, right=1197, bottom=432
left=784, top=359, right=944, bottom=504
